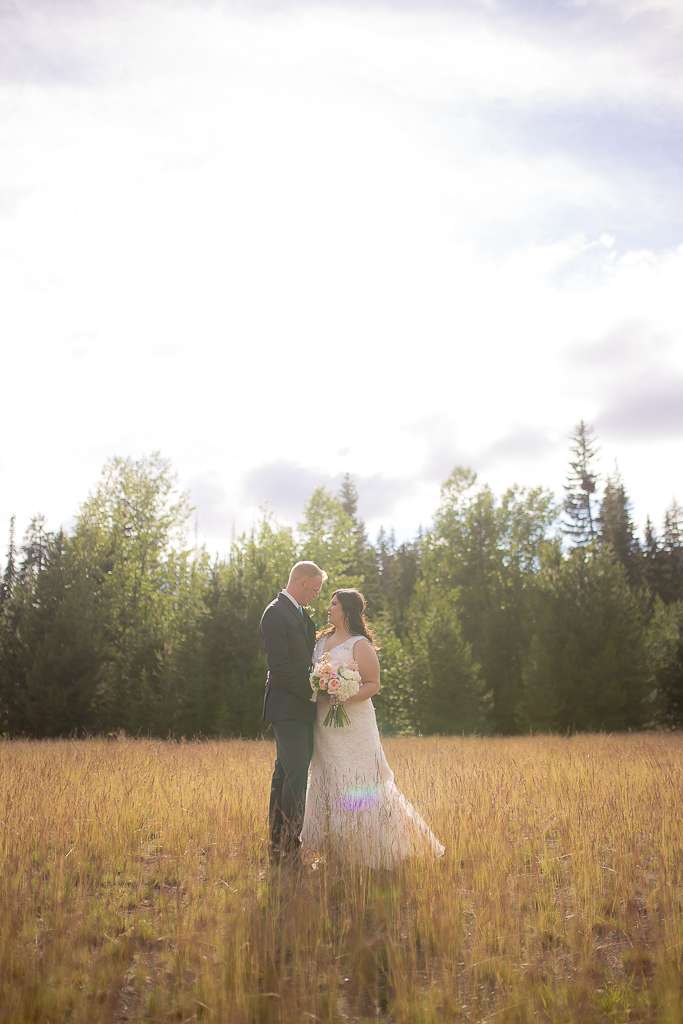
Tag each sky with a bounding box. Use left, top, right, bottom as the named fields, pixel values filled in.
left=1, top=0, right=682, bottom=555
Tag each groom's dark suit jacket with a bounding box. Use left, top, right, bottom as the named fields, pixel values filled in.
left=260, top=593, right=317, bottom=723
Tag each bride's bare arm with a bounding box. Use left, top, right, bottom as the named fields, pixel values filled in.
left=342, top=638, right=380, bottom=704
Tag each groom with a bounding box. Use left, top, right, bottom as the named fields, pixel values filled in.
left=260, top=560, right=326, bottom=862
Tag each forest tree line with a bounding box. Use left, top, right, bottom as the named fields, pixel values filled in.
left=1, top=423, right=682, bottom=738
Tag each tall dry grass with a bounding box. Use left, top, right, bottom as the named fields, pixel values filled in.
left=1, top=733, right=682, bottom=1023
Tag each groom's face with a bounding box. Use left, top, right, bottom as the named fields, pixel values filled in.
left=300, top=574, right=324, bottom=605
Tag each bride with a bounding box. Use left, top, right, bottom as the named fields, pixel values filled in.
left=301, top=588, right=444, bottom=869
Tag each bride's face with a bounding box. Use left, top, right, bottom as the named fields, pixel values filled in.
left=326, top=594, right=346, bottom=631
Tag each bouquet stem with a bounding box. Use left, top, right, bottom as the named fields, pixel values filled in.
left=322, top=697, right=351, bottom=728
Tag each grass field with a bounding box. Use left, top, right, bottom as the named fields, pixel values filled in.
left=1, top=733, right=682, bottom=1023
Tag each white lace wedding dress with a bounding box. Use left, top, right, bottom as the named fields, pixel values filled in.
left=301, top=635, right=445, bottom=869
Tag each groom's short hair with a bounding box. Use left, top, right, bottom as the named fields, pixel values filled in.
left=288, top=561, right=327, bottom=585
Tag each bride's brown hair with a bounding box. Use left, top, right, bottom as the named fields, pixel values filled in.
left=321, top=588, right=377, bottom=648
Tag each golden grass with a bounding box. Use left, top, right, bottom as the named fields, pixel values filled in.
left=1, top=733, right=682, bottom=1023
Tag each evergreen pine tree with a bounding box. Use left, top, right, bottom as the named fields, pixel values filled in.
left=378, top=541, right=421, bottom=639
left=563, top=421, right=599, bottom=545
left=519, top=545, right=649, bottom=732
left=0, top=516, right=23, bottom=731
left=660, top=499, right=683, bottom=603
left=642, top=516, right=664, bottom=601
left=334, top=475, right=384, bottom=617
left=19, top=515, right=49, bottom=583
left=338, top=473, right=359, bottom=519
left=598, top=465, right=641, bottom=586
left=407, top=588, right=490, bottom=734
left=1, top=517, right=17, bottom=606
left=647, top=598, right=683, bottom=727
left=16, top=529, right=104, bottom=737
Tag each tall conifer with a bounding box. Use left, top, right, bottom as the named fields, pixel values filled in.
left=563, top=421, right=599, bottom=545
left=660, top=500, right=683, bottom=603
left=338, top=473, right=359, bottom=519
left=642, top=517, right=665, bottom=601
left=335, top=474, right=383, bottom=617
left=598, top=466, right=641, bottom=585
left=1, top=517, right=17, bottom=606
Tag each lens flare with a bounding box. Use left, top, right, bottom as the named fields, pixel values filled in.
left=338, top=785, right=383, bottom=812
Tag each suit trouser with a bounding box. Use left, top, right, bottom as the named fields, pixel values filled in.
left=269, top=719, right=314, bottom=851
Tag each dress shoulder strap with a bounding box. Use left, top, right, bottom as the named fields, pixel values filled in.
left=319, top=633, right=369, bottom=656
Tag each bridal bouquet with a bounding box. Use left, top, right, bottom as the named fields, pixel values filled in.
left=310, top=652, right=361, bottom=727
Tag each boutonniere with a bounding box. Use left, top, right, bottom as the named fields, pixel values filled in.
left=302, top=605, right=317, bottom=628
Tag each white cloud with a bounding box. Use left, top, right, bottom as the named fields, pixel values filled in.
left=567, top=0, right=683, bottom=22
left=0, top=0, right=681, bottom=551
